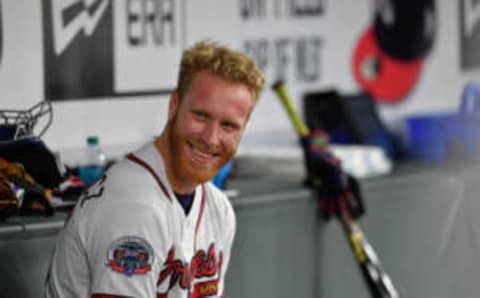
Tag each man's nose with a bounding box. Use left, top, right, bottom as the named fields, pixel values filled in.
left=200, top=122, right=221, bottom=147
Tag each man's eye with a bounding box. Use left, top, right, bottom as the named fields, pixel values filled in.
left=222, top=122, right=239, bottom=131
left=193, top=111, right=208, bottom=120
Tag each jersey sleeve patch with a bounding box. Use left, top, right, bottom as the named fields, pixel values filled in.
left=106, top=236, right=154, bottom=276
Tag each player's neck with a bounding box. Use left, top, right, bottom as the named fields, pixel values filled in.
left=155, top=131, right=197, bottom=195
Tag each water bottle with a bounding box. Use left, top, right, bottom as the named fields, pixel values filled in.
left=78, top=136, right=107, bottom=186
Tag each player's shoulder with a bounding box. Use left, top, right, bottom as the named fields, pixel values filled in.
left=103, top=158, right=155, bottom=197
left=203, top=182, right=229, bottom=202
left=72, top=159, right=172, bottom=235
left=108, top=142, right=160, bottom=180
left=203, top=182, right=235, bottom=218
left=107, top=155, right=151, bottom=183
left=80, top=143, right=170, bottom=207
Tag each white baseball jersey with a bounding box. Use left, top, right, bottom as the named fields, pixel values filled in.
left=46, top=142, right=236, bottom=298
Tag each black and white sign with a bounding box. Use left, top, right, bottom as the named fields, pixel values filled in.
left=240, top=0, right=325, bottom=84
left=43, top=0, right=184, bottom=101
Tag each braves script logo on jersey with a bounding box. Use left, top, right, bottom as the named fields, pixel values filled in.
left=157, top=243, right=223, bottom=297
left=107, top=236, right=154, bottom=276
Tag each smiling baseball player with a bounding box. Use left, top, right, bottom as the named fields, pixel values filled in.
left=45, top=40, right=265, bottom=298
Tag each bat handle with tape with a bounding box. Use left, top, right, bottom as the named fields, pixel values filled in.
left=272, top=79, right=318, bottom=187
left=272, top=80, right=310, bottom=138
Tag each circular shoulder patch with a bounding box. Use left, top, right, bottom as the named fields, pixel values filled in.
left=107, top=236, right=154, bottom=276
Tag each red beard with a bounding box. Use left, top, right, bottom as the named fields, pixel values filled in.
left=167, top=116, right=234, bottom=186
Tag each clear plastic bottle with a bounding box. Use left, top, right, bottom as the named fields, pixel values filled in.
left=78, top=136, right=107, bottom=186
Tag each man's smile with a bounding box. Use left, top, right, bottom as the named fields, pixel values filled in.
left=187, top=141, right=219, bottom=164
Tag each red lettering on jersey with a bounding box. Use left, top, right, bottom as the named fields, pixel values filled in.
left=157, top=243, right=223, bottom=296
left=191, top=279, right=219, bottom=298
left=192, top=244, right=223, bottom=278
left=157, top=246, right=190, bottom=290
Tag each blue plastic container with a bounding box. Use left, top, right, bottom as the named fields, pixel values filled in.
left=406, top=113, right=451, bottom=162
left=406, top=113, right=480, bottom=162
left=462, top=113, right=480, bottom=160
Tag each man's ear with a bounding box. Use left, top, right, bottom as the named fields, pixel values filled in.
left=168, top=90, right=179, bottom=121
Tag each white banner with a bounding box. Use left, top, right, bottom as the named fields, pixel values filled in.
left=113, top=0, right=184, bottom=93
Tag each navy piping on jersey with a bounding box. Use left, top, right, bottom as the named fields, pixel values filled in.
left=126, top=153, right=172, bottom=202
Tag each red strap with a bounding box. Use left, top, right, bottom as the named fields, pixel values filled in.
left=194, top=184, right=206, bottom=251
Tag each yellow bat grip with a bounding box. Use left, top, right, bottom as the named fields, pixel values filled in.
left=272, top=81, right=310, bottom=138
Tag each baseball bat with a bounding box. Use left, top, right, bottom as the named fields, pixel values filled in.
left=272, top=80, right=399, bottom=298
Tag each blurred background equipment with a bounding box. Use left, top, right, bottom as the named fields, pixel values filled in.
left=352, top=0, right=436, bottom=103
left=273, top=80, right=399, bottom=298
left=0, top=100, right=63, bottom=189
left=303, top=90, right=397, bottom=159
left=0, top=157, right=53, bottom=216
left=212, top=161, right=234, bottom=190
left=0, top=101, right=65, bottom=217
left=0, top=100, right=52, bottom=142
left=373, top=0, right=436, bottom=61
left=0, top=170, right=18, bottom=218
left=352, top=26, right=423, bottom=102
